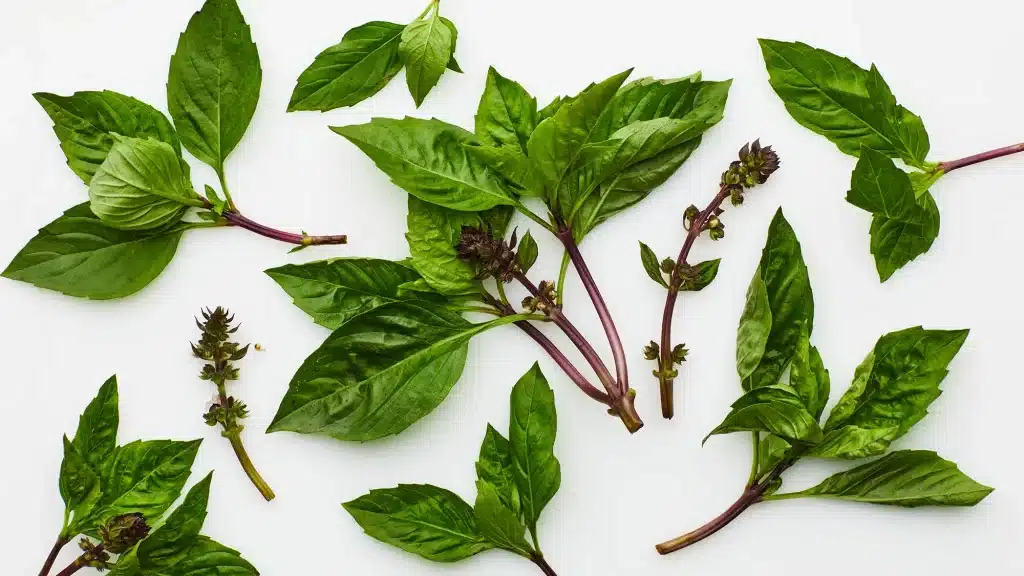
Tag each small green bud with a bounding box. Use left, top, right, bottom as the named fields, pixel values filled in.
left=643, top=341, right=660, bottom=360
left=659, top=258, right=676, bottom=275
left=683, top=205, right=700, bottom=230
left=671, top=344, right=689, bottom=365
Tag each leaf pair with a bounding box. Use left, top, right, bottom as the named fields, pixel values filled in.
left=52, top=377, right=257, bottom=575
left=288, top=1, right=460, bottom=111
left=344, top=365, right=560, bottom=571
left=8, top=0, right=262, bottom=299
left=708, top=209, right=990, bottom=507
left=760, top=39, right=948, bottom=281
left=638, top=242, right=720, bottom=291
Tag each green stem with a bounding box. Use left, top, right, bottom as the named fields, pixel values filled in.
left=216, top=381, right=275, bottom=501
left=495, top=280, right=510, bottom=305
left=759, top=491, right=807, bottom=502
left=452, top=305, right=503, bottom=317
left=746, top=432, right=760, bottom=488
left=515, top=202, right=556, bottom=234
left=416, top=0, right=438, bottom=20
left=556, top=251, right=570, bottom=305
left=216, top=165, right=236, bottom=211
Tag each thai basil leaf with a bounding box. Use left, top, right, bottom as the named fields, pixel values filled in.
left=638, top=241, right=668, bottom=288
left=406, top=196, right=512, bottom=295
left=509, top=363, right=560, bottom=537
left=820, top=327, right=969, bottom=457
left=3, top=203, right=185, bottom=300
left=527, top=69, right=632, bottom=217
left=70, top=375, right=119, bottom=468
left=268, top=301, right=517, bottom=441
left=475, top=67, right=538, bottom=154
left=474, top=481, right=534, bottom=557
left=167, top=0, right=262, bottom=170
left=790, top=450, right=992, bottom=506
left=681, top=259, right=721, bottom=292
left=463, top=145, right=541, bottom=194
left=60, top=437, right=101, bottom=526
left=848, top=147, right=940, bottom=281
left=476, top=425, right=520, bottom=516
left=810, top=425, right=901, bottom=460
left=88, top=137, right=199, bottom=231
left=742, top=209, right=814, bottom=391
left=736, top=273, right=772, bottom=380
left=789, top=328, right=830, bottom=419
left=114, top=537, right=258, bottom=576
left=517, top=230, right=539, bottom=274
left=440, top=17, right=461, bottom=73
left=909, top=169, right=944, bottom=198
left=344, top=484, right=493, bottom=562
left=73, top=439, right=202, bottom=534
left=704, top=385, right=822, bottom=444
left=759, top=39, right=930, bottom=167
left=265, top=258, right=426, bottom=330
left=333, top=118, right=516, bottom=211
left=136, top=474, right=211, bottom=566
left=399, top=9, right=453, bottom=107
left=589, top=75, right=716, bottom=141
left=33, top=91, right=180, bottom=184
left=287, top=21, right=406, bottom=112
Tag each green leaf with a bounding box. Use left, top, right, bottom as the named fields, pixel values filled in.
left=909, top=168, right=944, bottom=198
left=681, top=259, right=721, bottom=292
left=705, top=385, right=822, bottom=444
left=3, top=203, right=185, bottom=299
left=333, top=117, right=516, bottom=212
left=537, top=96, right=570, bottom=122
left=70, top=375, right=120, bottom=468
left=89, top=137, right=199, bottom=231
left=344, top=484, right=493, bottom=562
left=789, top=328, right=830, bottom=419
left=820, top=327, right=969, bottom=457
left=287, top=21, right=405, bottom=112
left=736, top=273, right=772, bottom=380
left=509, top=363, right=560, bottom=537
left=517, top=230, right=539, bottom=274
left=476, top=67, right=538, bottom=154
left=73, top=439, right=202, bottom=534
left=463, top=145, right=541, bottom=194
left=399, top=8, right=453, bottom=107
left=268, top=301, right=516, bottom=441
left=476, top=425, right=520, bottom=516
left=742, top=209, right=814, bottom=391
left=167, top=0, right=262, bottom=170
left=405, top=196, right=512, bottom=295
left=589, top=75, right=724, bottom=142
left=60, top=437, right=101, bottom=527
left=788, top=450, right=992, bottom=506
left=757, top=434, right=792, bottom=476
left=638, top=242, right=668, bottom=288
left=474, top=481, right=533, bottom=556
left=441, top=17, right=461, bottom=73
left=759, top=39, right=929, bottom=167
left=527, top=69, right=632, bottom=217
left=265, top=258, right=426, bottom=330
left=33, top=91, right=180, bottom=184
left=848, top=148, right=940, bottom=281
left=137, top=474, right=211, bottom=566
left=114, top=536, right=258, bottom=576
left=810, top=425, right=901, bottom=460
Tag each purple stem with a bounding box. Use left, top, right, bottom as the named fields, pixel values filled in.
left=555, top=227, right=629, bottom=397
left=53, top=544, right=105, bottom=576
left=514, top=272, right=618, bottom=397
left=200, top=199, right=347, bottom=246
left=938, top=142, right=1024, bottom=173
left=658, top=185, right=731, bottom=419
left=39, top=536, right=68, bottom=576
left=531, top=555, right=559, bottom=576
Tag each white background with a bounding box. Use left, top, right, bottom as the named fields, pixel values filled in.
left=1, top=1, right=1021, bottom=574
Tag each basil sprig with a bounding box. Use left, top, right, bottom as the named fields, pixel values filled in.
left=288, top=0, right=461, bottom=111
left=6, top=0, right=348, bottom=301
left=656, top=209, right=992, bottom=556
left=761, top=39, right=1024, bottom=281
left=271, top=66, right=730, bottom=437
left=37, top=377, right=258, bottom=576
left=344, top=364, right=561, bottom=575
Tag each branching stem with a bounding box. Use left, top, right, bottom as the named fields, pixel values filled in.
left=658, top=185, right=731, bottom=418
left=53, top=544, right=105, bottom=576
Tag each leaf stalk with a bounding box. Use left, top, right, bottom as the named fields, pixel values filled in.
left=937, top=141, right=1024, bottom=173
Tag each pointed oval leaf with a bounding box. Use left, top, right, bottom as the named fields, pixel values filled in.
left=268, top=301, right=515, bottom=441
left=333, top=118, right=516, bottom=212
left=3, top=203, right=185, bottom=299
left=476, top=425, right=520, bottom=515
left=89, top=137, right=198, bottom=231
left=265, top=258, right=426, bottom=330
left=638, top=241, right=668, bottom=288
left=168, top=0, right=262, bottom=169
left=34, top=91, right=180, bottom=184
left=288, top=21, right=405, bottom=112
left=344, top=484, right=493, bottom=562
left=474, top=481, right=533, bottom=556
left=705, top=385, right=822, bottom=445
left=137, top=474, right=211, bottom=566
left=792, top=450, right=992, bottom=506
left=476, top=67, right=538, bottom=153
left=399, top=10, right=453, bottom=107
left=509, top=363, right=560, bottom=536
left=736, top=273, right=772, bottom=380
